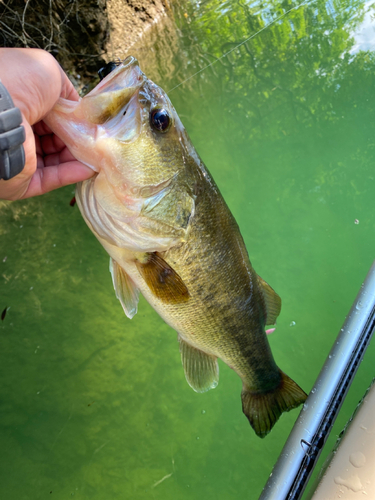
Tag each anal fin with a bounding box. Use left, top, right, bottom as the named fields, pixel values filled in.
left=179, top=336, right=219, bottom=393
left=110, top=258, right=139, bottom=319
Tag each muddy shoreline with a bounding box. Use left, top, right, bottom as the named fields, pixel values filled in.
left=1, top=0, right=175, bottom=87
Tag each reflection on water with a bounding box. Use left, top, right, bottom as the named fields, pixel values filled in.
left=351, top=2, right=375, bottom=53
left=1, top=0, right=375, bottom=498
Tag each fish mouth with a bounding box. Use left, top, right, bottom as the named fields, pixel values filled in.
left=77, top=56, right=145, bottom=125
left=44, top=56, right=146, bottom=170
left=87, top=56, right=144, bottom=98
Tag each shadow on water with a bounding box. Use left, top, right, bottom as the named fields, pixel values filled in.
left=1, top=0, right=375, bottom=498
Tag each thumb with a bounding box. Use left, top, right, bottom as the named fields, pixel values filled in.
left=0, top=48, right=78, bottom=126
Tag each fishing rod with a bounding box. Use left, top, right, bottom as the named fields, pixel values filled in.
left=259, top=260, right=375, bottom=500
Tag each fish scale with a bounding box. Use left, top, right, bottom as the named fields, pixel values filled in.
left=45, top=55, right=307, bottom=437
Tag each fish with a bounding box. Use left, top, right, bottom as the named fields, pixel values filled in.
left=45, top=57, right=307, bottom=437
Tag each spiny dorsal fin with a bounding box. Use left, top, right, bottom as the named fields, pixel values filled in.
left=241, top=370, right=307, bottom=438
left=257, top=275, right=281, bottom=326
left=135, top=252, right=190, bottom=304
left=179, top=336, right=219, bottom=393
left=110, top=258, right=139, bottom=319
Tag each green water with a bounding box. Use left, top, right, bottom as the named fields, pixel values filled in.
left=1, top=0, right=375, bottom=498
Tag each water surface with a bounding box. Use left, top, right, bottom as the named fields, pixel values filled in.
left=1, top=0, right=375, bottom=498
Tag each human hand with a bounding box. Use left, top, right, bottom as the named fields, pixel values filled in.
left=0, top=48, right=94, bottom=200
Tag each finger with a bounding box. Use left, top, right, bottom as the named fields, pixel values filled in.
left=0, top=49, right=79, bottom=126
left=43, top=147, right=79, bottom=167
left=60, top=70, right=79, bottom=102
left=40, top=133, right=66, bottom=155
left=21, top=161, right=95, bottom=199
left=36, top=153, right=44, bottom=169
left=35, top=133, right=42, bottom=156
left=33, top=120, right=53, bottom=136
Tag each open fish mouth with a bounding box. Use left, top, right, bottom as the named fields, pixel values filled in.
left=91, top=56, right=144, bottom=96
left=44, top=57, right=147, bottom=169
left=76, top=56, right=146, bottom=126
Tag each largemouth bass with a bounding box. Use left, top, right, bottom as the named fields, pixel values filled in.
left=45, top=57, right=307, bottom=437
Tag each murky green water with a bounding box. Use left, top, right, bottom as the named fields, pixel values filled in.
left=1, top=0, right=375, bottom=498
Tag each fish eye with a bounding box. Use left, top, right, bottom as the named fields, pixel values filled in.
left=150, top=108, right=171, bottom=133
left=98, top=61, right=120, bottom=81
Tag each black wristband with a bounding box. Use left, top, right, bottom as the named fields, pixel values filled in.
left=0, top=81, right=25, bottom=181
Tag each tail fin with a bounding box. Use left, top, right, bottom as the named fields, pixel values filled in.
left=241, top=370, right=307, bottom=438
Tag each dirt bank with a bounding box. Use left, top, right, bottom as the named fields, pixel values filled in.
left=0, top=0, right=175, bottom=87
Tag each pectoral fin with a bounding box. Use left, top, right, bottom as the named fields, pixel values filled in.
left=135, top=252, right=189, bottom=304
left=179, top=336, right=219, bottom=393
left=110, top=258, right=139, bottom=319
left=257, top=275, right=281, bottom=326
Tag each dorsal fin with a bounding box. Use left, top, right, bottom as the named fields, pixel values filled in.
left=135, top=252, right=190, bottom=304
left=110, top=258, right=139, bottom=319
left=179, top=336, right=219, bottom=393
left=257, top=275, right=281, bottom=326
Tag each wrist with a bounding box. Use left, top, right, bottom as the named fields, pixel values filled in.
left=0, top=80, right=25, bottom=180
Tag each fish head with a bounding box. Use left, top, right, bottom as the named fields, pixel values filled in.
left=45, top=56, right=189, bottom=195
left=45, top=57, right=198, bottom=253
